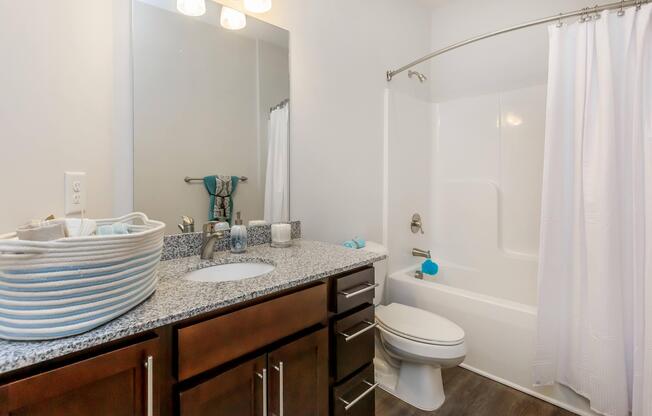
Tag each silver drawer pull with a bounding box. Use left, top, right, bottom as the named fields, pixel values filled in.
left=338, top=380, right=378, bottom=411
left=144, top=356, right=154, bottom=416
left=256, top=368, right=268, bottom=416
left=338, top=320, right=377, bottom=342
left=338, top=283, right=378, bottom=299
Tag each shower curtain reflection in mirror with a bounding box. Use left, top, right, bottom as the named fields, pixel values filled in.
left=264, top=103, right=290, bottom=223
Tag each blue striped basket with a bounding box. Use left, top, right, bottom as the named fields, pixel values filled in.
left=0, top=212, right=165, bottom=340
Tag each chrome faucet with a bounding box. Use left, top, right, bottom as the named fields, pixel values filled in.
left=412, top=248, right=431, bottom=259
left=201, top=222, right=226, bottom=260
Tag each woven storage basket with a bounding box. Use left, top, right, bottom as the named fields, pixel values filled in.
left=0, top=212, right=165, bottom=340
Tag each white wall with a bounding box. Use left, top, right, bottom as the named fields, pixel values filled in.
left=0, top=1, right=121, bottom=232
left=428, top=0, right=594, bottom=101
left=0, top=0, right=431, bottom=245
left=248, top=0, right=432, bottom=243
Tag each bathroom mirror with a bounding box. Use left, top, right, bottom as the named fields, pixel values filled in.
left=132, top=0, right=290, bottom=234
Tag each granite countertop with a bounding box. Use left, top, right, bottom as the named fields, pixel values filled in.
left=0, top=240, right=385, bottom=375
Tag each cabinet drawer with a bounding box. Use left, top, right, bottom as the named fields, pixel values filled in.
left=334, top=305, right=375, bottom=382
left=177, top=283, right=327, bottom=381
left=333, top=364, right=376, bottom=416
left=334, top=268, right=375, bottom=314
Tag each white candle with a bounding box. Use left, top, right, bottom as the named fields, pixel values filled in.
left=271, top=223, right=291, bottom=243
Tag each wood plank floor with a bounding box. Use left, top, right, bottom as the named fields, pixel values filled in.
left=375, top=366, right=577, bottom=416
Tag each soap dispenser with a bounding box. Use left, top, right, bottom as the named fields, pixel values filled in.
left=230, top=212, right=247, bottom=253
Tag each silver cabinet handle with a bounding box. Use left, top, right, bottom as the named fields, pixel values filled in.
left=338, top=320, right=377, bottom=342
left=144, top=355, right=154, bottom=416
left=338, top=380, right=378, bottom=411
left=256, top=368, right=268, bottom=416
left=338, top=283, right=378, bottom=299
left=273, top=362, right=284, bottom=416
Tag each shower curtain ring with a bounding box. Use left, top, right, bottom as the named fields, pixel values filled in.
left=579, top=7, right=588, bottom=22
left=593, top=5, right=601, bottom=19
left=556, top=13, right=563, bottom=27
left=636, top=0, right=642, bottom=11
left=617, top=0, right=625, bottom=16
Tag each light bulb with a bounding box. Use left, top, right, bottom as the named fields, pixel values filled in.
left=177, top=0, right=206, bottom=16
left=220, top=6, right=247, bottom=30
left=244, top=0, right=272, bottom=13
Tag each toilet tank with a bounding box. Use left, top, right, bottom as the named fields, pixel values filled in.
left=362, top=241, right=388, bottom=306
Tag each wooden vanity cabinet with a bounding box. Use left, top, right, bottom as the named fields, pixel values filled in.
left=179, top=355, right=267, bottom=416
left=268, top=328, right=329, bottom=416
left=0, top=337, right=159, bottom=416
left=179, top=328, right=328, bottom=416
left=329, top=266, right=377, bottom=416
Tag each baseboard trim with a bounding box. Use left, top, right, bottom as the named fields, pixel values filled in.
left=459, top=363, right=595, bottom=416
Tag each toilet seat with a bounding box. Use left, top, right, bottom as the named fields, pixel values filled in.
left=375, top=303, right=465, bottom=346
left=377, top=324, right=467, bottom=362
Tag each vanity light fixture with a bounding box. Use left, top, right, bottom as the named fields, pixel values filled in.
left=220, top=6, right=247, bottom=30
left=244, top=0, right=272, bottom=13
left=177, top=0, right=206, bottom=16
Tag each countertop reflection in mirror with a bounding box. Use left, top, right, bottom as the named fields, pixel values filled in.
left=133, top=0, right=290, bottom=234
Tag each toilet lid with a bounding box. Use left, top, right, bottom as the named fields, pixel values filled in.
left=375, top=303, right=465, bottom=346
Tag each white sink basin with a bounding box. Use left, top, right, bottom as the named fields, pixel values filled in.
left=184, top=262, right=275, bottom=283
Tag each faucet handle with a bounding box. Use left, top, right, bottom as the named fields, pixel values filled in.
left=411, top=213, right=424, bottom=234
left=203, top=221, right=219, bottom=235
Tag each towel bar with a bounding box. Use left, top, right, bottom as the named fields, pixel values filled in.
left=184, top=176, right=248, bottom=183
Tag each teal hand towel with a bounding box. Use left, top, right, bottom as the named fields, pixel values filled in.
left=203, top=175, right=240, bottom=224
left=343, top=240, right=357, bottom=249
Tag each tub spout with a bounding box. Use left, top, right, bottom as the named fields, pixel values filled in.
left=412, top=248, right=431, bottom=259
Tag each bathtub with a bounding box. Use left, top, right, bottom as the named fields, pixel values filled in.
left=385, top=264, right=599, bottom=416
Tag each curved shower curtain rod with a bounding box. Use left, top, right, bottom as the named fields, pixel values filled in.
left=386, top=0, right=648, bottom=81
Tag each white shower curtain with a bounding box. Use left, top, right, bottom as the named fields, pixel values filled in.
left=264, top=104, right=290, bottom=223
left=535, top=4, right=652, bottom=416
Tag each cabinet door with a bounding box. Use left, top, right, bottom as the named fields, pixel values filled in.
left=0, top=337, right=159, bottom=416
left=268, top=328, right=328, bottom=416
left=179, top=355, right=266, bottom=416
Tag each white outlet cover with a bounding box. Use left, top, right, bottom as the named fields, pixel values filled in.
left=64, top=172, right=87, bottom=216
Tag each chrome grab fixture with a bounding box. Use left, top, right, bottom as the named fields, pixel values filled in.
left=184, top=176, right=248, bottom=183
left=273, top=362, right=284, bottom=416
left=338, top=320, right=378, bottom=342
left=144, top=356, right=154, bottom=416
left=178, top=215, right=195, bottom=233
left=337, top=282, right=379, bottom=299
left=200, top=222, right=226, bottom=260
left=412, top=248, right=431, bottom=259
left=411, top=213, right=424, bottom=234
left=338, top=380, right=379, bottom=411
left=256, top=368, right=268, bottom=416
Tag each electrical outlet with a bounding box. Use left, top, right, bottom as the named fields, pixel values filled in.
left=65, top=172, right=87, bottom=216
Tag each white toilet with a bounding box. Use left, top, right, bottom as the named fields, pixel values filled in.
left=363, top=242, right=466, bottom=411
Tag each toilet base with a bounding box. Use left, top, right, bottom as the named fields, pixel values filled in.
left=396, top=362, right=445, bottom=411
left=376, top=356, right=445, bottom=412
